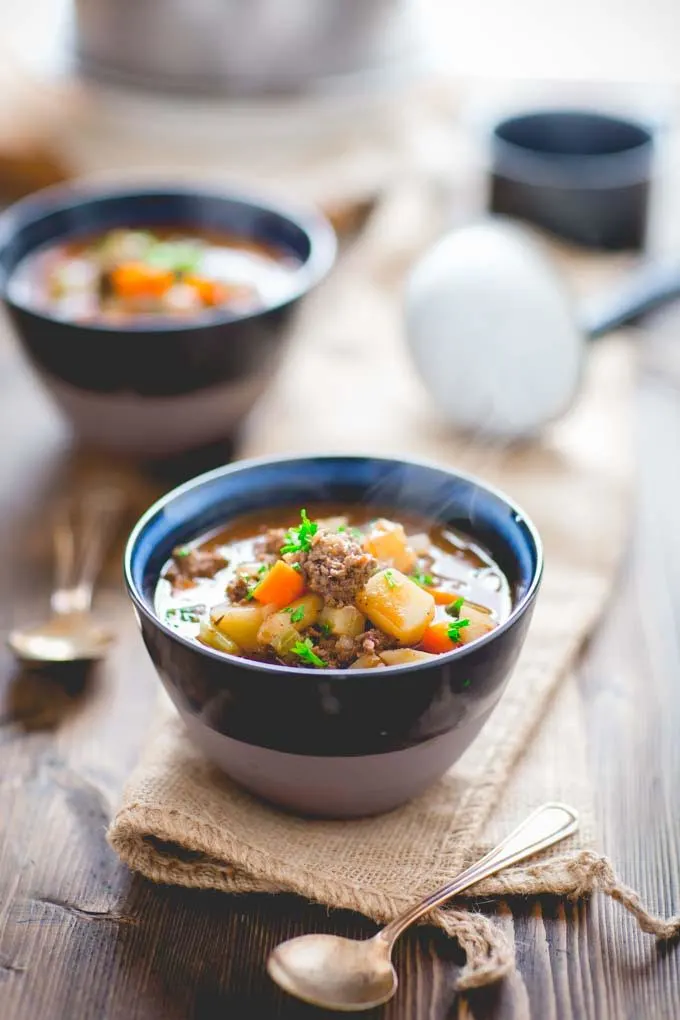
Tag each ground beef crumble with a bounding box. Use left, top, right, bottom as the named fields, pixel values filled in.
left=359, top=628, right=398, bottom=656
left=166, top=546, right=228, bottom=588
left=225, top=574, right=253, bottom=603
left=309, top=626, right=397, bottom=668
left=311, top=635, right=353, bottom=668
left=255, top=527, right=287, bottom=559
left=292, top=530, right=377, bottom=606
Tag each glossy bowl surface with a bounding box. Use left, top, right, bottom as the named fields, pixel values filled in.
left=0, top=182, right=335, bottom=456
left=125, top=454, right=543, bottom=816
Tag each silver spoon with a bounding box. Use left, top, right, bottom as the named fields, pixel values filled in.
left=8, top=487, right=125, bottom=663
left=267, top=802, right=579, bottom=1011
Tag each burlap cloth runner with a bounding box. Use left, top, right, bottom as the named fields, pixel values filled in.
left=108, top=179, right=680, bottom=990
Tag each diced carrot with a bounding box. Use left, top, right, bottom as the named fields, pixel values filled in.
left=420, top=622, right=457, bottom=655
left=184, top=275, right=225, bottom=306
left=185, top=276, right=253, bottom=307
left=252, top=560, right=305, bottom=609
left=424, top=586, right=462, bottom=606
left=110, top=261, right=174, bottom=299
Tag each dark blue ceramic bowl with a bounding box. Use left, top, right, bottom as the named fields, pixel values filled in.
left=0, top=182, right=335, bottom=457
left=125, top=454, right=543, bottom=817
left=490, top=110, right=654, bottom=250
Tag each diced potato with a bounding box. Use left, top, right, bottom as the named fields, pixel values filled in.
left=257, top=612, right=301, bottom=656
left=356, top=568, right=435, bottom=645
left=284, top=593, right=323, bottom=629
left=458, top=604, right=496, bottom=645
left=380, top=649, right=439, bottom=666
left=350, top=653, right=385, bottom=669
left=198, top=619, right=240, bottom=655
left=317, top=515, right=349, bottom=531
left=364, top=518, right=417, bottom=573
left=318, top=604, right=366, bottom=638
left=257, top=594, right=322, bottom=655
left=408, top=532, right=431, bottom=556
left=210, top=602, right=266, bottom=651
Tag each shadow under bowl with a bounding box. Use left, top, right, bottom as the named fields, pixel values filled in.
left=0, top=182, right=335, bottom=458
left=125, top=454, right=543, bottom=818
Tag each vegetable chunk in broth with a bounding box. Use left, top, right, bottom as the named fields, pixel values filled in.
left=155, top=506, right=512, bottom=670
left=8, top=227, right=302, bottom=324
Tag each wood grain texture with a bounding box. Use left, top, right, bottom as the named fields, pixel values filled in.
left=1, top=314, right=680, bottom=1020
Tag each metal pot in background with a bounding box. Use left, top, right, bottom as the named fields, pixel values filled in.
left=73, top=0, right=421, bottom=97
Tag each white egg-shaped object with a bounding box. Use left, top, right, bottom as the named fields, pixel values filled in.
left=405, top=220, right=584, bottom=439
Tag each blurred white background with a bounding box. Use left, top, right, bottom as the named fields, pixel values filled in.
left=422, top=0, right=679, bottom=82
left=4, top=0, right=680, bottom=85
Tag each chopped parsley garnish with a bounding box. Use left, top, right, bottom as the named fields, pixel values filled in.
left=410, top=571, right=434, bottom=587
left=146, top=239, right=202, bottom=274
left=284, top=605, right=306, bottom=624
left=174, top=546, right=190, bottom=559
left=280, top=509, right=318, bottom=555
left=291, top=638, right=326, bottom=668
left=244, top=583, right=256, bottom=601
left=384, top=569, right=397, bottom=589
left=257, top=563, right=269, bottom=576
left=318, top=621, right=332, bottom=637
left=166, top=604, right=205, bottom=625
left=291, top=562, right=302, bottom=573
left=446, top=596, right=466, bottom=617
left=447, top=618, right=470, bottom=643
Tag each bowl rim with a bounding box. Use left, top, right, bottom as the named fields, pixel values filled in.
left=0, top=179, right=337, bottom=334
left=491, top=108, right=654, bottom=191
left=124, top=452, right=544, bottom=678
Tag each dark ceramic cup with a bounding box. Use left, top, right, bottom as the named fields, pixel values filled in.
left=0, top=182, right=335, bottom=458
left=490, top=110, right=654, bottom=250
left=125, top=454, right=543, bottom=818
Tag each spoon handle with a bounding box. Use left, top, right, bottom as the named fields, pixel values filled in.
left=581, top=259, right=680, bottom=340
left=380, top=802, right=579, bottom=945
left=51, top=488, right=125, bottom=615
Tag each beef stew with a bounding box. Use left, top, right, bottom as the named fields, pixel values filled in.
left=8, top=226, right=302, bottom=324
left=155, top=505, right=512, bottom=670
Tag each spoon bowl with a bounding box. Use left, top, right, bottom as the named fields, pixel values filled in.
left=8, top=612, right=114, bottom=663
left=7, top=487, right=123, bottom=666
left=267, top=933, right=396, bottom=1012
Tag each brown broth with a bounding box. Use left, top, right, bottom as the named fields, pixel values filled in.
left=8, top=226, right=302, bottom=324
left=154, top=504, right=512, bottom=663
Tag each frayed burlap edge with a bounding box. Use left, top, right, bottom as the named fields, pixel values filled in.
left=108, top=803, right=680, bottom=991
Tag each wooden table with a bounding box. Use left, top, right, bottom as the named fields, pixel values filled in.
left=1, top=275, right=680, bottom=1019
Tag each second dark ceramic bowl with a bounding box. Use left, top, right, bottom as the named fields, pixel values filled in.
left=0, top=182, right=336, bottom=457
left=125, top=454, right=543, bottom=817
left=490, top=110, right=654, bottom=250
